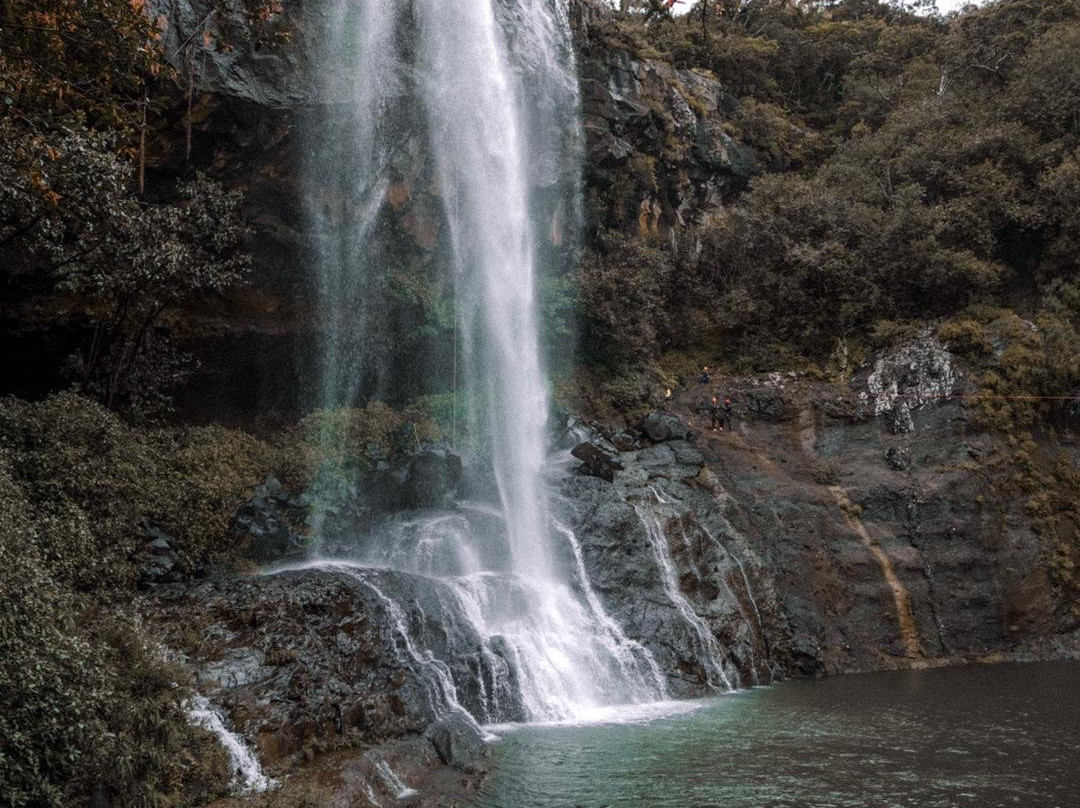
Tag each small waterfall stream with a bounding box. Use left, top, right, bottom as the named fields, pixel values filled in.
left=634, top=500, right=735, bottom=692
left=188, top=696, right=274, bottom=794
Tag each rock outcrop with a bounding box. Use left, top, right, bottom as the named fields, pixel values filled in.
left=572, top=0, right=757, bottom=233
left=145, top=564, right=494, bottom=802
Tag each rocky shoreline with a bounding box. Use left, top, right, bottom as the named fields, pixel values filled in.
left=134, top=333, right=1078, bottom=806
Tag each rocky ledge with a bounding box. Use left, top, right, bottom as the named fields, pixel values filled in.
left=568, top=334, right=1080, bottom=679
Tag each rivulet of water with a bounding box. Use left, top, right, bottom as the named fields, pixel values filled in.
left=188, top=696, right=274, bottom=794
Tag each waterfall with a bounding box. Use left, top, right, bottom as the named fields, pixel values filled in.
left=634, top=499, right=736, bottom=692
left=188, top=696, right=274, bottom=794
left=307, top=2, right=403, bottom=407
left=304, top=0, right=663, bottom=722
left=375, top=759, right=418, bottom=800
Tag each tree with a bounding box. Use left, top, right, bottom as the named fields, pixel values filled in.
left=0, top=118, right=250, bottom=416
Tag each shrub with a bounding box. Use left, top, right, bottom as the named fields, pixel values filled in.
left=0, top=461, right=230, bottom=808
left=0, top=393, right=282, bottom=590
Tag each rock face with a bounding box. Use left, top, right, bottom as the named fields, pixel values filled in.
left=561, top=442, right=776, bottom=696
left=572, top=0, right=757, bottom=233
left=661, top=345, right=1078, bottom=675
left=139, top=337, right=1080, bottom=804
left=640, top=411, right=691, bottom=442
left=146, top=566, right=497, bottom=769
left=571, top=440, right=623, bottom=481
left=128, top=0, right=762, bottom=419
left=554, top=335, right=1079, bottom=687
left=233, top=476, right=309, bottom=562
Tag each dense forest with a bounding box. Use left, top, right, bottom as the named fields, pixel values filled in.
left=1, top=0, right=1078, bottom=806
left=578, top=0, right=1080, bottom=428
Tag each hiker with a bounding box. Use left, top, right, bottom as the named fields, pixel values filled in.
left=698, top=366, right=711, bottom=385
left=722, top=398, right=733, bottom=431
left=709, top=396, right=722, bottom=431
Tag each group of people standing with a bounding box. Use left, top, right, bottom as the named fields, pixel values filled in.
left=697, top=366, right=734, bottom=433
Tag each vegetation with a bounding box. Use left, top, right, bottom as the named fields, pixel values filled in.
left=0, top=0, right=285, bottom=418
left=0, top=395, right=255, bottom=806
left=579, top=0, right=1080, bottom=417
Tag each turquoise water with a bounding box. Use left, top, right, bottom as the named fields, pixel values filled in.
left=471, top=662, right=1080, bottom=808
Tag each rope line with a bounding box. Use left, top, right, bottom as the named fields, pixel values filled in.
left=867, top=393, right=1080, bottom=402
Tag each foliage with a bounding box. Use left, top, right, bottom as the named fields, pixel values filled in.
left=1, top=0, right=257, bottom=417
left=0, top=393, right=281, bottom=591
left=299, top=401, right=441, bottom=473
left=584, top=0, right=1080, bottom=425
left=0, top=460, right=230, bottom=808
left=0, top=0, right=164, bottom=129
left=580, top=229, right=713, bottom=368
left=0, top=115, right=251, bottom=416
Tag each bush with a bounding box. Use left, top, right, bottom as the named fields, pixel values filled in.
left=0, top=461, right=231, bottom=808
left=0, top=393, right=282, bottom=591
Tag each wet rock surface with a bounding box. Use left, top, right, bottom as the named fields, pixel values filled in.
left=571, top=441, right=624, bottom=481
left=425, top=713, right=488, bottom=772
left=145, top=565, right=499, bottom=804
left=233, top=476, right=309, bottom=562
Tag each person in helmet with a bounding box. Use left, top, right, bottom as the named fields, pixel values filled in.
left=709, top=396, right=722, bottom=431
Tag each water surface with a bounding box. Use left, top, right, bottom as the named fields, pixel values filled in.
left=472, top=662, right=1080, bottom=808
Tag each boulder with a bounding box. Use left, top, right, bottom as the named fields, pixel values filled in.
left=641, top=411, right=690, bottom=443
left=405, top=451, right=463, bottom=509
left=233, top=477, right=309, bottom=562
left=571, top=441, right=624, bottom=482
left=140, top=527, right=186, bottom=586
left=425, top=712, right=488, bottom=772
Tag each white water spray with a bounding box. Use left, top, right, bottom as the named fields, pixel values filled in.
left=305, top=0, right=664, bottom=722
left=635, top=499, right=734, bottom=692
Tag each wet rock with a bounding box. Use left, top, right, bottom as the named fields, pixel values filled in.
left=233, top=477, right=308, bottom=562
left=147, top=570, right=445, bottom=766
left=641, top=411, right=689, bottom=443
left=741, top=389, right=788, bottom=421
left=884, top=446, right=911, bottom=472
left=669, top=440, right=705, bottom=468
left=405, top=451, right=463, bottom=509
left=147, top=527, right=174, bottom=555
left=151, top=0, right=306, bottom=108
left=571, top=441, right=623, bottom=482
left=140, top=527, right=185, bottom=586
left=198, top=647, right=275, bottom=691
left=425, top=712, right=488, bottom=772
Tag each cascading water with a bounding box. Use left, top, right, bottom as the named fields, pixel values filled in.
left=304, top=0, right=664, bottom=722
left=188, top=696, right=274, bottom=794
left=634, top=499, right=736, bottom=692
